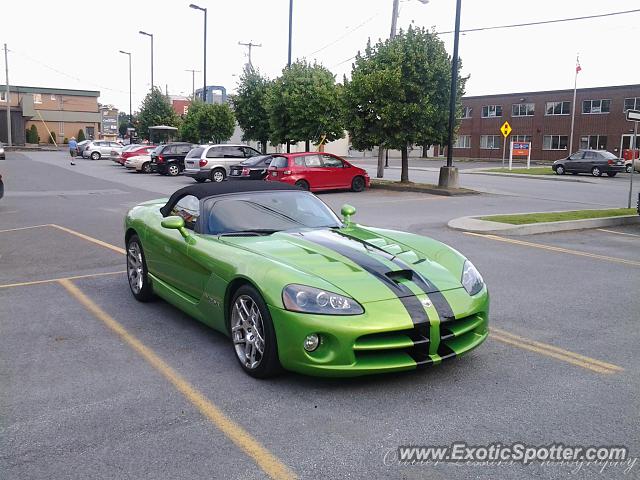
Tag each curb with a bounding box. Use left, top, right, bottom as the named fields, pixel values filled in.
left=370, top=180, right=479, bottom=196
left=467, top=171, right=596, bottom=183
left=448, top=213, right=640, bottom=235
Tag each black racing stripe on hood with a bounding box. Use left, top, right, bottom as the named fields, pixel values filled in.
left=335, top=231, right=456, bottom=322
left=291, top=230, right=429, bottom=327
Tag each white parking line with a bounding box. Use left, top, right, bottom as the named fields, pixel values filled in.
left=596, top=228, right=640, bottom=238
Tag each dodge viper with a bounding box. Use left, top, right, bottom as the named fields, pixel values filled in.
left=124, top=181, right=489, bottom=378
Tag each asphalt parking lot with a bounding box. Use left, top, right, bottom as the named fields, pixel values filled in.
left=1, top=152, right=639, bottom=479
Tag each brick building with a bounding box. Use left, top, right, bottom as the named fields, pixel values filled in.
left=453, top=84, right=640, bottom=161
left=0, top=85, right=101, bottom=144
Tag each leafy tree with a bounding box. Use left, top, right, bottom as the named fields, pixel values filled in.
left=266, top=60, right=343, bottom=150
left=77, top=129, right=86, bottom=142
left=343, top=26, right=467, bottom=182
left=137, top=87, right=179, bottom=141
left=232, top=67, right=271, bottom=153
left=179, top=100, right=235, bottom=144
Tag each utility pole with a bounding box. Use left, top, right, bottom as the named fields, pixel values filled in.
left=119, top=51, right=132, bottom=128
left=185, top=69, right=201, bottom=99
left=139, top=31, right=154, bottom=92
left=286, top=0, right=293, bottom=153
left=569, top=54, right=580, bottom=154
left=189, top=4, right=208, bottom=102
left=238, top=41, right=262, bottom=69
left=4, top=43, right=11, bottom=146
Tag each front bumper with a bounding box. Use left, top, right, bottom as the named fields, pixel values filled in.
left=269, top=287, right=489, bottom=377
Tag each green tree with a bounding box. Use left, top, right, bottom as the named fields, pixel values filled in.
left=77, top=129, right=86, bottom=142
left=232, top=67, right=271, bottom=153
left=179, top=100, right=235, bottom=144
left=137, top=87, right=179, bottom=141
left=266, top=60, right=343, bottom=150
left=343, top=26, right=467, bottom=182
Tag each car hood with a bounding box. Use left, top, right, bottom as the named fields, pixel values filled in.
left=218, top=228, right=463, bottom=303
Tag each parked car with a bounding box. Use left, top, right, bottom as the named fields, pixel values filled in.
left=82, top=140, right=123, bottom=160
left=266, top=152, right=370, bottom=192
left=552, top=150, right=625, bottom=177
left=184, top=144, right=261, bottom=183
left=124, top=154, right=154, bottom=173
left=0, top=173, right=3, bottom=199
left=625, top=159, right=640, bottom=173
left=150, top=142, right=196, bottom=176
left=76, top=140, right=91, bottom=155
left=229, top=155, right=274, bottom=180
left=0, top=142, right=5, bottom=160
left=114, top=145, right=155, bottom=165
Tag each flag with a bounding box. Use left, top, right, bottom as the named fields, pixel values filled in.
left=576, top=56, right=581, bottom=74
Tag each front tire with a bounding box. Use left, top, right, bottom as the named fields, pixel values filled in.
left=126, top=235, right=153, bottom=302
left=91, top=152, right=100, bottom=160
left=626, top=164, right=632, bottom=173
left=141, top=162, right=151, bottom=173
left=195, top=178, right=207, bottom=183
left=555, top=165, right=565, bottom=175
left=591, top=166, right=602, bottom=177
left=167, top=163, right=180, bottom=176
left=211, top=168, right=226, bottom=183
left=230, top=285, right=281, bottom=378
left=351, top=175, right=366, bottom=192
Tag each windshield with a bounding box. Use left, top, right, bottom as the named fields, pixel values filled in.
left=203, top=191, right=341, bottom=235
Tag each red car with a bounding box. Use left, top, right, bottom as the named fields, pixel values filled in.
left=266, top=152, right=370, bottom=192
left=114, top=145, right=156, bottom=166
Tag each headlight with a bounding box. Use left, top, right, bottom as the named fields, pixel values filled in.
left=282, top=284, right=364, bottom=315
left=461, top=260, right=484, bottom=296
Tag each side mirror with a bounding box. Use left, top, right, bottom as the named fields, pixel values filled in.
left=341, top=204, right=356, bottom=224
left=161, top=215, right=190, bottom=239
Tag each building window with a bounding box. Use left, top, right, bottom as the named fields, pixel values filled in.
left=511, top=135, right=532, bottom=143
left=453, top=135, right=471, bottom=149
left=579, top=135, right=607, bottom=150
left=0, top=91, right=6, bottom=102
left=481, top=105, right=502, bottom=118
left=543, top=135, right=568, bottom=150
left=624, top=97, right=640, bottom=111
left=51, top=94, right=56, bottom=101
left=545, top=101, right=570, bottom=115
left=480, top=135, right=501, bottom=149
left=511, top=103, right=535, bottom=116
left=460, top=106, right=472, bottom=119
left=33, top=93, right=42, bottom=104
left=59, top=122, right=64, bottom=136
left=582, top=99, right=610, bottom=114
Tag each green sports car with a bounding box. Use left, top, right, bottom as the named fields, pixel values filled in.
left=124, top=181, right=488, bottom=378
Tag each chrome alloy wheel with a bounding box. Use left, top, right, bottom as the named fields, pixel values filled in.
left=231, top=295, right=265, bottom=369
left=127, top=241, right=144, bottom=294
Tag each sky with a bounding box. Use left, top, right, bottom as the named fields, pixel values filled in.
left=2, top=0, right=640, bottom=114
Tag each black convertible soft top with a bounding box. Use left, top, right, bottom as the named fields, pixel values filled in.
left=160, top=180, right=301, bottom=216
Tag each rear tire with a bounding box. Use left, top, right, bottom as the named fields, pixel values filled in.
left=211, top=168, right=226, bottom=183
left=295, top=179, right=310, bottom=191
left=91, top=152, right=100, bottom=160
left=230, top=285, right=281, bottom=378
left=351, top=175, right=366, bottom=192
left=141, top=162, right=151, bottom=173
left=626, top=164, right=632, bottom=173
left=606, top=172, right=617, bottom=177
left=555, top=165, right=565, bottom=175
left=591, top=166, right=602, bottom=177
left=126, top=235, right=153, bottom=302
left=167, top=163, right=180, bottom=176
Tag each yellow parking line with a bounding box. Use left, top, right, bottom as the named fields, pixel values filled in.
left=0, top=224, right=50, bottom=233
left=0, top=270, right=126, bottom=289
left=49, top=224, right=125, bottom=255
left=464, top=232, right=640, bottom=267
left=491, top=327, right=623, bottom=374
left=597, top=228, right=640, bottom=238
left=58, top=279, right=296, bottom=480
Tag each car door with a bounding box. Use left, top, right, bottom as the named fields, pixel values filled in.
left=100, top=142, right=112, bottom=155
left=176, top=144, right=192, bottom=168
left=582, top=150, right=597, bottom=171
left=565, top=151, right=584, bottom=172
left=320, top=154, right=349, bottom=188
left=302, top=154, right=326, bottom=188
left=219, top=146, right=246, bottom=172
left=145, top=194, right=204, bottom=300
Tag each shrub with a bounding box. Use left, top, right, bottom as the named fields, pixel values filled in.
left=27, top=125, right=40, bottom=144
left=63, top=137, right=69, bottom=144
left=77, top=129, right=86, bottom=142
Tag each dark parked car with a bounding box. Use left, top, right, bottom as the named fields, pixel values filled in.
left=150, top=143, right=195, bottom=176
left=229, top=155, right=273, bottom=180
left=552, top=150, right=625, bottom=177
left=0, top=173, right=4, bottom=199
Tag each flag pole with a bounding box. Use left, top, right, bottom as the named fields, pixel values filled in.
left=568, top=54, right=580, bottom=154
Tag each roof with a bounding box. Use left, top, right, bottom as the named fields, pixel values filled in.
left=0, top=85, right=100, bottom=97
left=159, top=180, right=301, bottom=216
left=462, top=83, right=640, bottom=100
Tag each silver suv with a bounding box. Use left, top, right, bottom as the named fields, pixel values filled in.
left=82, top=140, right=123, bottom=160
left=184, top=144, right=261, bottom=182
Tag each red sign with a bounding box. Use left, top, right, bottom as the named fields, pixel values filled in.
left=512, top=142, right=530, bottom=156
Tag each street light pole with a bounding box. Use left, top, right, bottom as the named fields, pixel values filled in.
left=119, top=51, right=132, bottom=129
left=4, top=43, right=11, bottom=146
left=190, top=4, right=208, bottom=102
left=288, top=0, right=293, bottom=67
left=138, top=31, right=154, bottom=92
left=185, top=69, right=201, bottom=99
left=438, top=0, right=461, bottom=188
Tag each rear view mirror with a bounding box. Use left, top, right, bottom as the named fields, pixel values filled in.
left=161, top=216, right=190, bottom=240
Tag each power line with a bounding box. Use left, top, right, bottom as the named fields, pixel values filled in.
left=306, top=12, right=382, bottom=58
left=332, top=7, right=640, bottom=67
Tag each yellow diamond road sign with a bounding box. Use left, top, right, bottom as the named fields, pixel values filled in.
left=500, top=121, right=512, bottom=138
